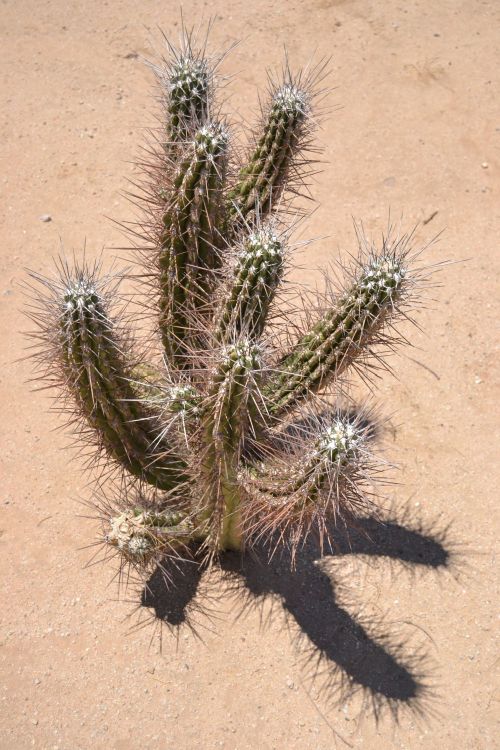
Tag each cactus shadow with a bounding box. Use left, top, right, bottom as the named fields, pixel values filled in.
left=141, top=513, right=451, bottom=719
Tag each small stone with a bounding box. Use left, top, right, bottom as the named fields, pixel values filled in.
left=481, top=162, right=489, bottom=169
left=474, top=375, right=482, bottom=384
left=39, top=214, right=52, bottom=222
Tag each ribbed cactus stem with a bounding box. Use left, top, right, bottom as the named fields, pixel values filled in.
left=159, top=123, right=228, bottom=361
left=60, top=276, right=186, bottom=490
left=266, top=254, right=408, bottom=413
left=228, top=84, right=308, bottom=224
left=215, top=227, right=285, bottom=342
left=200, top=341, right=262, bottom=550
left=106, top=508, right=193, bottom=563
left=166, top=54, right=210, bottom=142
left=249, top=419, right=364, bottom=505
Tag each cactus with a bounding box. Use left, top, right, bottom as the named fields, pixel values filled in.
left=25, top=29, right=437, bottom=595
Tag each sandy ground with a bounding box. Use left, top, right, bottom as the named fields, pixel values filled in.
left=1, top=0, right=499, bottom=748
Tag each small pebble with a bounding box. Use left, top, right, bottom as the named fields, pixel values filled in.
left=481, top=162, right=489, bottom=169
left=39, top=214, right=52, bottom=222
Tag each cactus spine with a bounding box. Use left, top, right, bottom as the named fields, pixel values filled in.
left=26, top=30, right=436, bottom=588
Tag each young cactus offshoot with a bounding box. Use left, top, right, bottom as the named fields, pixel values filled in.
left=25, top=29, right=438, bottom=599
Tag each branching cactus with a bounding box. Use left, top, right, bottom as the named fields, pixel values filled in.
left=26, top=29, right=437, bottom=590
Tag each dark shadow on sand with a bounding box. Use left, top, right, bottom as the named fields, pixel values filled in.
left=140, top=513, right=450, bottom=717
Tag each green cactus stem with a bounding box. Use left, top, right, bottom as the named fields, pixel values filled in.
left=165, top=54, right=211, bottom=143
left=265, top=252, right=409, bottom=414
left=59, top=274, right=186, bottom=490
left=199, top=341, right=262, bottom=550
left=158, top=123, right=228, bottom=362
left=227, top=83, right=309, bottom=226
left=240, top=415, right=373, bottom=556
left=215, top=226, right=285, bottom=343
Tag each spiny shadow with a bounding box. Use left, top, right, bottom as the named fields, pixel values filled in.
left=139, top=513, right=451, bottom=719
left=334, top=515, right=449, bottom=568
left=141, top=554, right=204, bottom=627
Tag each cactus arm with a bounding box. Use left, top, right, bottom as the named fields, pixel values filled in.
left=59, top=275, right=187, bottom=491
left=198, top=341, right=261, bottom=551
left=158, top=124, right=228, bottom=363
left=264, top=252, right=409, bottom=414
left=241, top=416, right=371, bottom=553
left=164, top=54, right=211, bottom=143
left=214, top=227, right=285, bottom=343
left=105, top=507, right=197, bottom=565
left=227, top=84, right=309, bottom=226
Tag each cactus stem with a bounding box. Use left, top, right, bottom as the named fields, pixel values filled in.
left=227, top=80, right=310, bottom=227
left=265, top=231, right=422, bottom=414
left=198, top=340, right=262, bottom=551
left=158, top=123, right=228, bottom=363
left=215, top=225, right=286, bottom=343
left=241, top=409, right=380, bottom=558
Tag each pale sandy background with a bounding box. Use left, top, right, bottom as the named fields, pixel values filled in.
left=1, top=1, right=499, bottom=748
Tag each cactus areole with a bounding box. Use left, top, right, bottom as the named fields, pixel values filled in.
left=26, top=28, right=435, bottom=584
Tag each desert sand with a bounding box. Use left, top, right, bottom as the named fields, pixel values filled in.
left=1, top=1, right=499, bottom=748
